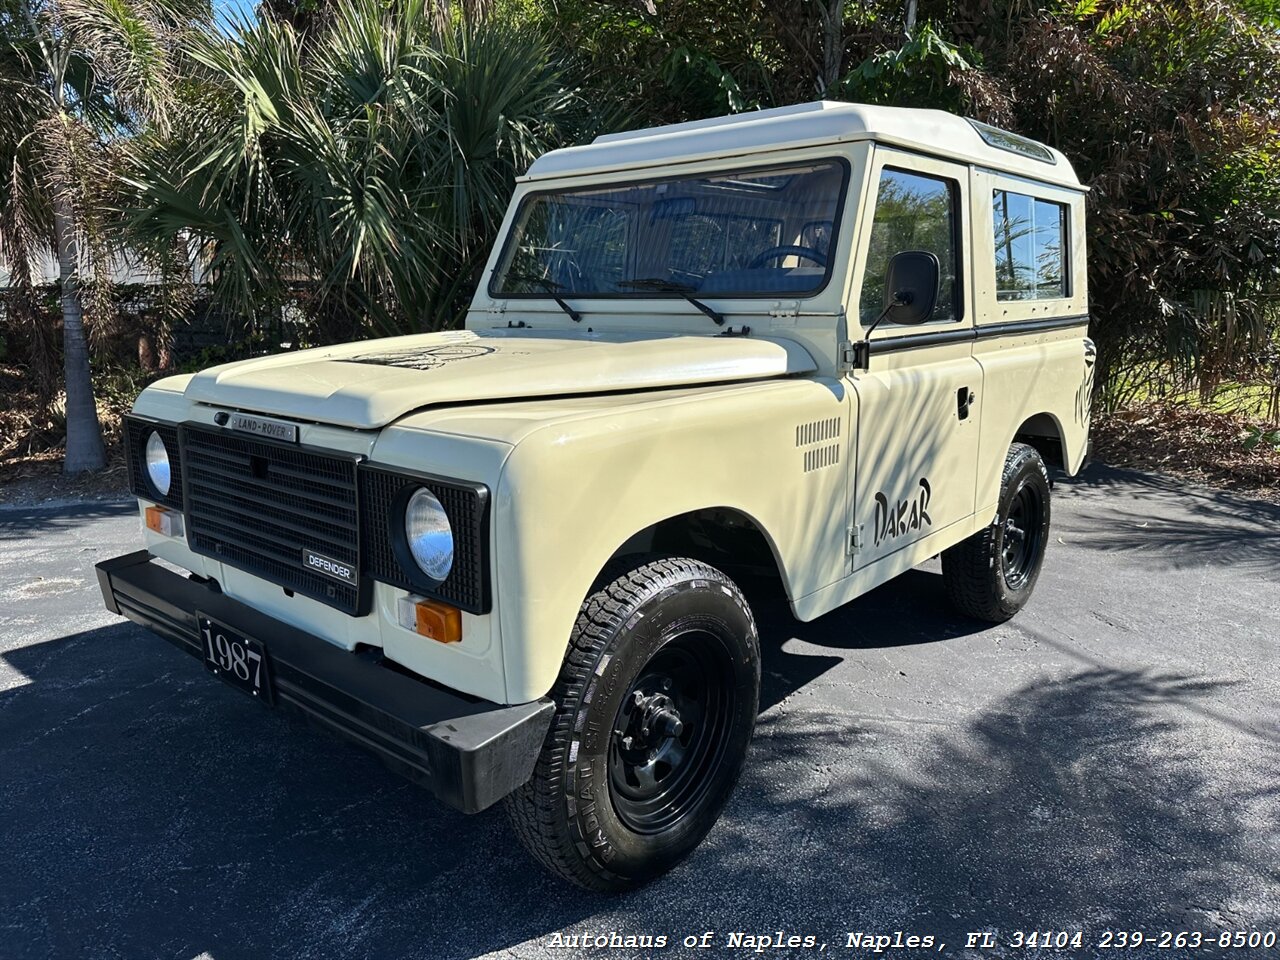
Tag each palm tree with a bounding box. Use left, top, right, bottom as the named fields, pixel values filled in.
left=123, top=0, right=618, bottom=339
left=0, top=0, right=203, bottom=473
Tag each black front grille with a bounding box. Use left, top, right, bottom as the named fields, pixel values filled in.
left=360, top=466, right=490, bottom=614
left=181, top=425, right=365, bottom=615
left=125, top=416, right=183, bottom=509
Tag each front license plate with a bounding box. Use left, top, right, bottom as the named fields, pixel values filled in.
left=198, top=615, right=274, bottom=705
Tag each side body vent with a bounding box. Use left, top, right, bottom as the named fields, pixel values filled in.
left=796, top=417, right=841, bottom=447
left=803, top=444, right=840, bottom=472
left=797, top=416, right=842, bottom=472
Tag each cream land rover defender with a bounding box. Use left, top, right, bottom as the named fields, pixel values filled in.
left=97, top=102, right=1092, bottom=890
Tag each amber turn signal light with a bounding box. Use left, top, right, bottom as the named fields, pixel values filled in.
left=144, top=505, right=183, bottom=538
left=396, top=595, right=462, bottom=643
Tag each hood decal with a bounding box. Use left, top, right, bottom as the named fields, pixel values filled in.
left=342, top=343, right=498, bottom=370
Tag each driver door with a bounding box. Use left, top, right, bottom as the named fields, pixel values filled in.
left=848, top=149, right=983, bottom=570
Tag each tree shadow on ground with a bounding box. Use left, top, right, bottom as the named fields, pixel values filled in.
left=0, top=499, right=136, bottom=542
left=0, top=620, right=639, bottom=960
left=692, top=665, right=1280, bottom=949
left=1054, top=465, right=1280, bottom=575
left=2, top=570, right=1277, bottom=959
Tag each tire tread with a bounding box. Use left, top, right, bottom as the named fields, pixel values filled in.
left=941, top=442, right=1048, bottom=623
left=505, top=556, right=750, bottom=891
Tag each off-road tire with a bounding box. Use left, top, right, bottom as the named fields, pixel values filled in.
left=942, top=442, right=1051, bottom=623
left=504, top=557, right=760, bottom=891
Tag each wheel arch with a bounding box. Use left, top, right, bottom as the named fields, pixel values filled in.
left=1013, top=411, right=1068, bottom=470
left=601, top=505, right=790, bottom=598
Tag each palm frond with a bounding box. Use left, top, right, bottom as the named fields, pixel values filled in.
left=123, top=0, right=597, bottom=335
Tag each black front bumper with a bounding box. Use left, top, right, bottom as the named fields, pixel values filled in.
left=96, top=550, right=553, bottom=814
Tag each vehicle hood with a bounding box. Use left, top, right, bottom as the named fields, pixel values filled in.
left=183, top=328, right=818, bottom=429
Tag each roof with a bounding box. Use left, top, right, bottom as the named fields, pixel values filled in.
left=523, top=101, right=1083, bottom=190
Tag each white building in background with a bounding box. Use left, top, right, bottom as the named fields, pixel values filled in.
left=1, top=238, right=210, bottom=289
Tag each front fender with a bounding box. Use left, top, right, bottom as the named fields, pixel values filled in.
left=494, top=377, right=851, bottom=702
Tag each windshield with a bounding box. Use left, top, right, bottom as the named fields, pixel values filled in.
left=490, top=159, right=848, bottom=299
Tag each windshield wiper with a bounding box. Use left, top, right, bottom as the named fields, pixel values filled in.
left=615, top=278, right=725, bottom=326
left=502, top=272, right=583, bottom=322
left=550, top=296, right=583, bottom=323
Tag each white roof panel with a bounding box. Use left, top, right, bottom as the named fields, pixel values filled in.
left=523, top=101, right=1083, bottom=190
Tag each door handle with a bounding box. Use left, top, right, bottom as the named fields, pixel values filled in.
left=957, top=386, right=975, bottom=420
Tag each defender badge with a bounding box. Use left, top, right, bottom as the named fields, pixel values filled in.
left=303, top=549, right=357, bottom=585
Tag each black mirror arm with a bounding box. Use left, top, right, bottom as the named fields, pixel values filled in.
left=852, top=290, right=910, bottom=370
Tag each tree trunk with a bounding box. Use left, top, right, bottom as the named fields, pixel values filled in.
left=53, top=193, right=106, bottom=473
left=817, top=0, right=845, bottom=95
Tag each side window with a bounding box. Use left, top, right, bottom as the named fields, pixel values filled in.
left=858, top=168, right=960, bottom=324
left=993, top=190, right=1068, bottom=300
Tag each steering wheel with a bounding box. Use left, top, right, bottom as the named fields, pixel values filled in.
left=747, top=245, right=827, bottom=270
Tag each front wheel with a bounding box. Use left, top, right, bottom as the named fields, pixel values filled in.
left=505, top=557, right=760, bottom=891
left=942, top=442, right=1051, bottom=623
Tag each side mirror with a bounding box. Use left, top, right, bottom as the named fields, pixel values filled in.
left=849, top=250, right=942, bottom=372
left=882, top=250, right=940, bottom=326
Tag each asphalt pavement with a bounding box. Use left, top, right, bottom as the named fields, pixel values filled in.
left=1, top=466, right=1278, bottom=960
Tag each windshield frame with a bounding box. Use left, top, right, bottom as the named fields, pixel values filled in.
left=487, top=156, right=853, bottom=302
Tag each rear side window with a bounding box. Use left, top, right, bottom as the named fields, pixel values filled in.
left=993, top=190, right=1068, bottom=300
left=858, top=169, right=961, bottom=324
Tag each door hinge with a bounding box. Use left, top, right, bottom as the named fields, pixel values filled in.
left=839, top=339, right=872, bottom=374
left=847, top=524, right=864, bottom=555
left=838, top=340, right=855, bottom=374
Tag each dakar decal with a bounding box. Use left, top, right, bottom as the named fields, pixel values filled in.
left=342, top=343, right=496, bottom=370
left=873, top=477, right=932, bottom=546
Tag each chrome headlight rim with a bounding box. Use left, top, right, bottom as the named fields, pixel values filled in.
left=403, top=486, right=454, bottom=582
left=143, top=429, right=172, bottom=498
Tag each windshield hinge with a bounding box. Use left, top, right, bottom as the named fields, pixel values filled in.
left=769, top=301, right=800, bottom=322
left=847, top=524, right=863, bottom=555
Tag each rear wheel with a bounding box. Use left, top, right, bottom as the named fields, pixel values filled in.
left=942, top=442, right=1051, bottom=622
left=505, top=557, right=760, bottom=891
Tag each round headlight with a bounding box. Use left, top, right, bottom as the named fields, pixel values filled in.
left=404, top=488, right=453, bottom=581
left=144, top=430, right=172, bottom=497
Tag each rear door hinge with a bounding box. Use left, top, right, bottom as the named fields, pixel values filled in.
left=847, top=524, right=864, bottom=555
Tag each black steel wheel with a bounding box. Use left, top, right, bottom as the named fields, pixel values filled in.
left=942, top=442, right=1052, bottom=622
left=1001, top=480, right=1046, bottom=590
left=505, top=557, right=760, bottom=891
left=607, top=632, right=737, bottom=834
